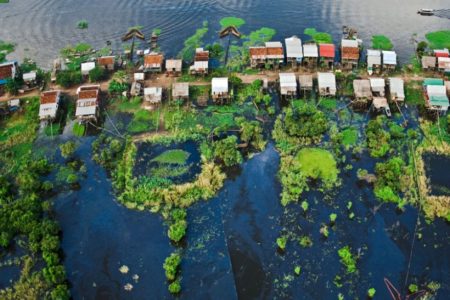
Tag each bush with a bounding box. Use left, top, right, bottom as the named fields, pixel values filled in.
left=276, top=236, right=287, bottom=250
left=56, top=70, right=82, bottom=88
left=108, top=79, right=128, bottom=95
left=77, top=20, right=88, bottom=29
left=367, top=288, right=376, bottom=298
left=168, top=279, right=181, bottom=294
left=163, top=252, right=181, bottom=281
left=338, top=246, right=357, bottom=273
left=168, top=220, right=187, bottom=242
left=5, top=78, right=21, bottom=95
left=59, top=141, right=77, bottom=159
left=212, top=136, right=243, bottom=167
left=89, top=67, right=106, bottom=82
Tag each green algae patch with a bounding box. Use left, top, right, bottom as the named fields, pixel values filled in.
left=296, top=148, right=338, bottom=184
left=127, top=109, right=158, bottom=134
left=152, top=149, right=190, bottom=165
left=220, top=17, right=245, bottom=28
left=371, top=35, right=393, bottom=50
left=342, top=128, right=358, bottom=146
left=243, top=27, right=276, bottom=47
left=426, top=30, right=450, bottom=49
left=304, top=28, right=332, bottom=44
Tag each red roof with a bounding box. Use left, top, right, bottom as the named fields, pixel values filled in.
left=144, top=54, right=164, bottom=66
left=342, top=47, right=360, bottom=60
left=40, top=91, right=59, bottom=104
left=0, top=64, right=13, bottom=81
left=435, top=52, right=449, bottom=58
left=97, top=56, right=114, bottom=65
left=320, top=44, right=335, bottom=58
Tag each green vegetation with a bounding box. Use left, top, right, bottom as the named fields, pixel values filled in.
left=366, top=116, right=391, bottom=158
left=318, top=98, right=337, bottom=110
left=179, top=21, right=209, bottom=61
left=72, top=123, right=85, bottom=137
left=244, top=27, right=276, bottom=47
left=77, top=20, right=88, bottom=29
left=163, top=252, right=181, bottom=281
left=371, top=35, right=393, bottom=50
left=220, top=17, right=245, bottom=28
left=89, top=67, right=107, bottom=82
left=56, top=70, right=82, bottom=88
left=299, top=236, right=313, bottom=248
left=212, top=136, right=243, bottom=167
left=59, top=141, right=77, bottom=159
left=0, top=41, right=15, bottom=63
left=341, top=128, right=358, bottom=146
left=304, top=28, right=332, bottom=44
left=425, top=30, right=450, bottom=49
left=296, top=148, right=338, bottom=184
left=338, top=246, right=357, bottom=273
left=368, top=288, right=376, bottom=298
left=152, top=150, right=190, bottom=165
left=276, top=235, right=287, bottom=250
left=408, top=283, right=418, bottom=293
left=294, top=266, right=301, bottom=276
left=329, top=213, right=337, bottom=223
left=127, top=109, right=158, bottom=133
left=405, top=81, right=425, bottom=105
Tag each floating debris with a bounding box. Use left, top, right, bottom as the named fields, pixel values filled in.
left=124, top=283, right=133, bottom=291
left=119, top=265, right=129, bottom=274
left=132, top=274, right=139, bottom=283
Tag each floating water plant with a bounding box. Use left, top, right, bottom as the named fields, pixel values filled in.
left=77, top=20, right=88, bottom=29
left=152, top=150, right=190, bottom=165
left=301, top=200, right=309, bottom=212
left=367, top=287, right=376, bottom=298
left=294, top=266, right=301, bottom=276
left=338, top=246, right=357, bottom=273
left=276, top=236, right=287, bottom=250
left=304, top=28, right=332, bottom=44
left=220, top=17, right=245, bottom=29
left=425, top=30, right=450, bottom=49
left=299, top=236, right=313, bottom=248
left=371, top=35, right=393, bottom=50
left=329, top=213, right=337, bottom=223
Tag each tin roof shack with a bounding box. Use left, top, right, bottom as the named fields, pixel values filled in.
left=367, top=50, right=381, bottom=75
left=421, top=56, right=437, bottom=70
left=0, top=61, right=18, bottom=94
left=249, top=47, right=267, bottom=68
left=39, top=90, right=61, bottom=121
left=438, top=57, right=450, bottom=74
left=382, top=51, right=397, bottom=72
left=319, top=44, right=335, bottom=69
left=211, top=77, right=229, bottom=104
left=81, top=62, right=96, bottom=76
left=303, top=43, right=319, bottom=69
left=353, top=79, right=372, bottom=102
left=144, top=87, right=163, bottom=108
left=372, top=96, right=391, bottom=116
left=425, top=84, right=449, bottom=113
left=23, top=71, right=37, bottom=87
left=265, top=42, right=284, bottom=69
left=388, top=78, right=405, bottom=102
left=190, top=48, right=209, bottom=75
left=279, top=73, right=297, bottom=98
left=298, top=74, right=313, bottom=93
left=369, top=78, right=386, bottom=97
left=165, top=59, right=182, bottom=76
left=97, top=56, right=115, bottom=71
left=172, top=82, right=189, bottom=102
left=341, top=39, right=360, bottom=70
left=285, top=36, right=303, bottom=67
left=317, top=72, right=336, bottom=96
left=144, top=53, right=164, bottom=73
left=75, top=85, right=100, bottom=122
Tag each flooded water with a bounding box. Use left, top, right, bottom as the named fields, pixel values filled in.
left=1, top=0, right=450, bottom=67
left=423, top=153, right=450, bottom=196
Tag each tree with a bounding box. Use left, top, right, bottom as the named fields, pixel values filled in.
left=88, top=67, right=106, bottom=82
left=213, top=136, right=243, bottom=167
left=122, top=27, right=145, bottom=61
left=168, top=220, right=187, bottom=242
left=5, top=78, right=20, bottom=95
left=59, top=141, right=77, bottom=159
left=51, top=285, right=70, bottom=300
left=416, top=41, right=428, bottom=57
left=108, top=80, right=128, bottom=95
left=163, top=252, right=181, bottom=281
left=56, top=70, right=82, bottom=88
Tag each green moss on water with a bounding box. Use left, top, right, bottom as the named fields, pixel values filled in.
left=116, top=96, right=142, bottom=113
left=44, top=123, right=61, bottom=136
left=342, top=128, right=358, bottom=146
left=296, top=148, right=339, bottom=184
left=178, top=21, right=209, bottom=61
left=127, top=109, right=158, bottom=133
left=220, top=17, right=245, bottom=28
left=425, top=30, right=450, bottom=49
left=152, top=149, right=190, bottom=165
left=371, top=35, right=393, bottom=50
left=304, top=28, right=332, bottom=44
left=318, top=98, right=337, bottom=110
left=405, top=81, right=425, bottom=105
left=73, top=123, right=85, bottom=137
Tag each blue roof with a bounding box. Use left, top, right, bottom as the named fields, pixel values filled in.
left=0, top=79, right=7, bottom=85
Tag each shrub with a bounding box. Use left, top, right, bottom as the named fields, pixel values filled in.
left=368, top=288, right=376, bottom=298
left=89, top=67, right=107, bottom=82
left=168, top=279, right=181, bottom=294
left=77, top=20, right=88, bottom=29
left=299, top=236, right=313, bottom=248
left=276, top=236, right=287, bottom=250
left=163, top=252, right=181, bottom=281
left=338, top=246, right=357, bottom=273
left=56, top=70, right=82, bottom=88
left=168, top=220, right=187, bottom=242
left=329, top=213, right=337, bottom=223
left=108, top=79, right=128, bottom=95
left=212, top=136, right=243, bottom=167
left=59, top=141, right=77, bottom=159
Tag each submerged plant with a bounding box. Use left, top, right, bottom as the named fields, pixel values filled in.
left=299, top=236, right=313, bottom=248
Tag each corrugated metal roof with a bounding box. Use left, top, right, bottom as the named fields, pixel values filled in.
left=353, top=80, right=372, bottom=98
left=368, top=55, right=381, bottom=66
left=172, top=82, right=189, bottom=97
left=144, top=87, right=162, bottom=96
left=382, top=51, right=397, bottom=65
left=166, top=59, right=182, bottom=70
left=373, top=97, right=389, bottom=109
left=388, top=78, right=405, bottom=100
left=76, top=99, right=97, bottom=116
left=438, top=57, right=450, bottom=69
left=434, top=49, right=449, bottom=58
left=319, top=44, right=335, bottom=58
left=265, top=41, right=283, bottom=48
left=298, top=74, right=313, bottom=88
left=279, top=73, right=297, bottom=87
left=303, top=44, right=318, bottom=58
left=367, top=49, right=381, bottom=57
left=429, top=95, right=449, bottom=107
left=341, top=39, right=358, bottom=48
left=23, top=72, right=36, bottom=81
left=423, top=78, right=444, bottom=86
left=427, top=85, right=447, bottom=96
left=369, top=78, right=385, bottom=89
left=81, top=62, right=96, bottom=74
left=39, top=103, right=58, bottom=119
left=212, top=77, right=228, bottom=93
left=285, top=36, right=303, bottom=58
left=317, top=72, right=336, bottom=88
left=421, top=56, right=436, bottom=68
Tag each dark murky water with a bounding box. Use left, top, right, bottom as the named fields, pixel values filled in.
left=423, top=153, right=450, bottom=196
left=1, top=0, right=450, bottom=67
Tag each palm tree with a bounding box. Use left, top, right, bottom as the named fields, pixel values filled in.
left=122, top=26, right=145, bottom=61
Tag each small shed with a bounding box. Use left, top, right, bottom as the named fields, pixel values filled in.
left=23, top=71, right=37, bottom=84
left=134, top=72, right=145, bottom=81
left=172, top=82, right=189, bottom=101
left=165, top=59, right=182, bottom=76
left=421, top=56, right=436, bottom=70
left=388, top=78, right=405, bottom=102
left=81, top=62, right=96, bottom=76
left=317, top=72, right=336, bottom=96
left=265, top=42, right=284, bottom=67
left=249, top=47, right=267, bottom=68
left=144, top=87, right=163, bottom=105
left=353, top=79, right=372, bottom=100
left=39, top=90, right=61, bottom=121
left=438, top=57, right=450, bottom=73
left=211, top=77, right=229, bottom=103
left=279, top=73, right=297, bottom=97
left=426, top=85, right=449, bottom=112
left=97, top=56, right=115, bottom=70
left=285, top=36, right=303, bottom=66
left=298, top=74, right=313, bottom=91
left=144, top=53, right=164, bottom=73
left=303, top=43, right=319, bottom=68
left=382, top=50, right=397, bottom=70
left=369, top=78, right=386, bottom=96
left=319, top=44, right=335, bottom=69
left=75, top=85, right=100, bottom=122
left=367, top=49, right=382, bottom=74
left=341, top=39, right=360, bottom=69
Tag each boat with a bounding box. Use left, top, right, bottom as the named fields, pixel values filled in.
left=417, top=8, right=434, bottom=16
